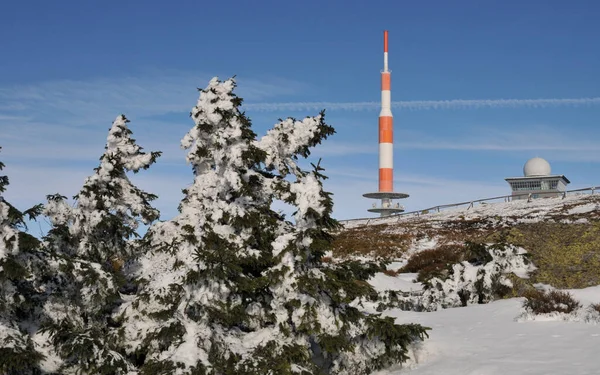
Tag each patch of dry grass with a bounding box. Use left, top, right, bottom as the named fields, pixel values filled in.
left=331, top=223, right=414, bottom=259
left=506, top=221, right=600, bottom=288
left=332, top=216, right=495, bottom=260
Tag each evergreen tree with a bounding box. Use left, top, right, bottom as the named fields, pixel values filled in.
left=0, top=147, right=45, bottom=374
left=120, top=77, right=428, bottom=375
left=45, top=114, right=161, bottom=264
left=39, top=115, right=161, bottom=374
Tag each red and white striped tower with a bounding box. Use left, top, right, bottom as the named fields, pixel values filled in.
left=380, top=30, right=393, bottom=193
left=363, top=30, right=409, bottom=216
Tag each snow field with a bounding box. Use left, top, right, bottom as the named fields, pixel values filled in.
left=355, top=193, right=600, bottom=374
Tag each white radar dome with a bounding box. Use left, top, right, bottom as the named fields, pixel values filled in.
left=523, top=157, right=551, bottom=177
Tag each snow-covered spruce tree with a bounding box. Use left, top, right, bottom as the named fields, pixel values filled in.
left=0, top=147, right=45, bottom=374
left=39, top=115, right=161, bottom=374
left=120, top=77, right=428, bottom=375
left=45, top=114, right=161, bottom=264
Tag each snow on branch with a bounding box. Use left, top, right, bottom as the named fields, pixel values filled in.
left=257, top=112, right=333, bottom=177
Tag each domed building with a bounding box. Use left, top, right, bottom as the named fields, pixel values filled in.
left=505, top=157, right=570, bottom=200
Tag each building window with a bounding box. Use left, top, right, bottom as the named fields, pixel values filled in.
left=510, top=180, right=557, bottom=192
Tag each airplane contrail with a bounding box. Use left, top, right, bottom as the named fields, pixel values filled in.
left=244, top=97, right=600, bottom=112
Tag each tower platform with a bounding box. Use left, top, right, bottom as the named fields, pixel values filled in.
left=363, top=192, right=409, bottom=199
left=363, top=191, right=409, bottom=216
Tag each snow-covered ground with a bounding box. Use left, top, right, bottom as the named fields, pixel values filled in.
left=368, top=274, right=600, bottom=375
left=373, top=283, right=600, bottom=375
left=343, top=193, right=600, bottom=229
left=369, top=272, right=423, bottom=294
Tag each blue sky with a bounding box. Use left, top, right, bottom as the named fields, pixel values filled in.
left=1, top=0, right=599, bottom=225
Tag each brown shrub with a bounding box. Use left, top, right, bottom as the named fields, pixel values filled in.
left=591, top=303, right=600, bottom=313
left=523, top=289, right=581, bottom=314
left=401, top=244, right=464, bottom=283
left=416, top=263, right=452, bottom=284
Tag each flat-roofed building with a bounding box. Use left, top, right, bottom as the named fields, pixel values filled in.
left=505, top=157, right=570, bottom=200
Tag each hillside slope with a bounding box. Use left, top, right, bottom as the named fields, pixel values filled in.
left=334, top=194, right=600, bottom=289
left=335, top=194, right=600, bottom=374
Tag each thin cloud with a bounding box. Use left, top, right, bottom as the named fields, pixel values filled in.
left=328, top=167, right=506, bottom=188
left=244, top=97, right=600, bottom=112
left=397, top=125, right=600, bottom=159
left=303, top=138, right=598, bottom=157
left=306, top=127, right=600, bottom=161
left=397, top=141, right=598, bottom=152
left=0, top=72, right=310, bottom=166
left=312, top=142, right=374, bottom=157
left=0, top=72, right=309, bottom=126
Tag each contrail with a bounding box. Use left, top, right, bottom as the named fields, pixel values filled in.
left=244, top=97, right=600, bottom=112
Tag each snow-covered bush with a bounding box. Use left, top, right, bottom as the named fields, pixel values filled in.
left=38, top=115, right=161, bottom=374
left=418, top=242, right=534, bottom=310
left=584, top=303, right=600, bottom=323
left=119, top=77, right=429, bottom=375
left=0, top=147, right=45, bottom=374
left=523, top=289, right=581, bottom=314
left=376, top=290, right=421, bottom=313
left=377, top=242, right=534, bottom=312
left=516, top=287, right=600, bottom=324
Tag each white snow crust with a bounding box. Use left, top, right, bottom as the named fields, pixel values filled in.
left=343, top=194, right=600, bottom=229
left=0, top=200, right=19, bottom=261
left=375, top=296, right=600, bottom=375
